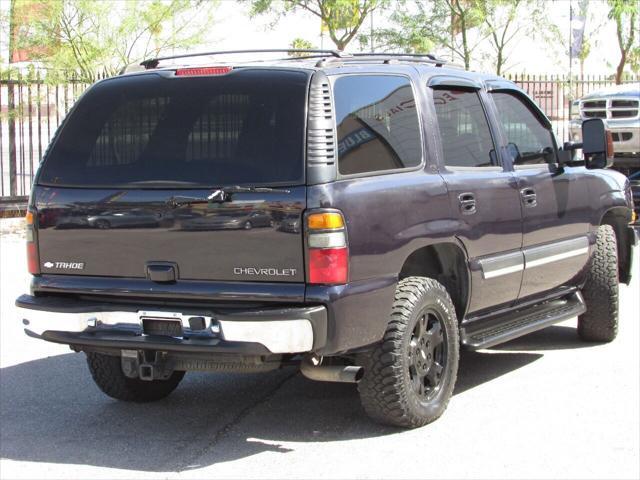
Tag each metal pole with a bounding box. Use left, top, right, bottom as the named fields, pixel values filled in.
left=568, top=0, right=573, bottom=81
left=370, top=10, right=374, bottom=52
left=568, top=0, right=573, bottom=134
left=8, top=72, right=17, bottom=197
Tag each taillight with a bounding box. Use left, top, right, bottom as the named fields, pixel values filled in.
left=25, top=210, right=40, bottom=275
left=175, top=66, right=232, bottom=76
left=306, top=211, right=348, bottom=284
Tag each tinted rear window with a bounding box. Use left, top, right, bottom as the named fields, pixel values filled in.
left=39, top=70, right=308, bottom=187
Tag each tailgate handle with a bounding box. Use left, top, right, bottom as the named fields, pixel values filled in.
left=146, top=262, right=177, bottom=283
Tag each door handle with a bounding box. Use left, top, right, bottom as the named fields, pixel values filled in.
left=520, top=187, right=537, bottom=208
left=458, top=192, right=476, bottom=215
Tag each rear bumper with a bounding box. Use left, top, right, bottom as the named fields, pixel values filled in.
left=16, top=294, right=327, bottom=355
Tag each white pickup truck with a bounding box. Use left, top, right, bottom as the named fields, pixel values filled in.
left=571, top=83, right=640, bottom=220
left=570, top=83, right=639, bottom=161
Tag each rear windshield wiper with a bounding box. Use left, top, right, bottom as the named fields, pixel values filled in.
left=167, top=186, right=290, bottom=208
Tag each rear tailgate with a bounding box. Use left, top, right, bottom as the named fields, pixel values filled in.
left=34, top=186, right=305, bottom=282
left=33, top=68, right=309, bottom=283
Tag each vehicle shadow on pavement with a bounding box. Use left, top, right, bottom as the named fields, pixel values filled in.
left=0, top=325, right=588, bottom=472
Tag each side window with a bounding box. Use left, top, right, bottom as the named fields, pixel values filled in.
left=432, top=88, right=497, bottom=168
left=491, top=91, right=557, bottom=165
left=333, top=75, right=422, bottom=175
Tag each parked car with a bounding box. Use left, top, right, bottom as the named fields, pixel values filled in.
left=277, top=215, right=301, bottom=234
left=87, top=209, right=161, bottom=229
left=17, top=50, right=636, bottom=428
left=180, top=210, right=273, bottom=231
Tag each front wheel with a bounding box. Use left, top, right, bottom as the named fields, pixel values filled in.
left=358, top=277, right=459, bottom=428
left=578, top=224, right=619, bottom=342
left=86, top=352, right=185, bottom=402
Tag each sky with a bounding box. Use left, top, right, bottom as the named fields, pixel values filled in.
left=0, top=0, right=633, bottom=77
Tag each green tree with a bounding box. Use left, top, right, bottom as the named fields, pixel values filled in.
left=481, top=0, right=522, bottom=75
left=14, top=0, right=218, bottom=82
left=358, top=4, right=434, bottom=54
left=480, top=0, right=557, bottom=75
left=289, top=37, right=317, bottom=55
left=363, top=0, right=486, bottom=69
left=248, top=0, right=383, bottom=51
left=608, top=0, right=638, bottom=84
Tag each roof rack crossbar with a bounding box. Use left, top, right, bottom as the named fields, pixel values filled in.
left=140, top=49, right=350, bottom=69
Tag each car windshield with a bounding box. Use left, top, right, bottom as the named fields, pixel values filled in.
left=38, top=69, right=308, bottom=188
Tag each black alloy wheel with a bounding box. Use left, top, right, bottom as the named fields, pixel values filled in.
left=409, top=311, right=446, bottom=401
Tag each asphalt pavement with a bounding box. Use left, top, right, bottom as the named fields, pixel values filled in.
left=1, top=219, right=638, bottom=479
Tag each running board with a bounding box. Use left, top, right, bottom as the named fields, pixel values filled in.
left=460, top=292, right=586, bottom=350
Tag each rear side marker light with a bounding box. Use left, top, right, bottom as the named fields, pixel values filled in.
left=175, top=66, right=232, bottom=76
left=306, top=210, right=348, bottom=284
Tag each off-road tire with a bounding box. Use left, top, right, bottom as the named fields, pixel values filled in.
left=358, top=277, right=459, bottom=428
left=86, top=352, right=185, bottom=402
left=578, top=224, right=619, bottom=342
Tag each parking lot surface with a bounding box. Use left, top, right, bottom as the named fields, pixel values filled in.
left=1, top=220, right=638, bottom=479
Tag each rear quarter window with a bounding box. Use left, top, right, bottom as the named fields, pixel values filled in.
left=333, top=75, right=422, bottom=175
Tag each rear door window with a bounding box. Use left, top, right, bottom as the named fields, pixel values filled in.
left=432, top=88, right=497, bottom=168
left=333, top=75, right=422, bottom=175
left=38, top=69, right=308, bottom=187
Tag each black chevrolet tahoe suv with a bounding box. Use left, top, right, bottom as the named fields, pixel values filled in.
left=17, top=50, right=637, bottom=428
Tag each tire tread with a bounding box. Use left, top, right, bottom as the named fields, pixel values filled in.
left=578, top=224, right=619, bottom=342
left=358, top=277, right=459, bottom=428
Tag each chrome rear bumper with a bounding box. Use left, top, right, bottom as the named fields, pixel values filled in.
left=16, top=295, right=326, bottom=354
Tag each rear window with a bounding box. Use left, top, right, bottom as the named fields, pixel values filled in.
left=38, top=69, right=308, bottom=188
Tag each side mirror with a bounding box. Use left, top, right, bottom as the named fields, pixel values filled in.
left=582, top=118, right=614, bottom=169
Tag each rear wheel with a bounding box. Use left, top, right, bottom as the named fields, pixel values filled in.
left=86, top=352, right=184, bottom=402
left=358, top=277, right=459, bottom=428
left=578, top=224, right=619, bottom=342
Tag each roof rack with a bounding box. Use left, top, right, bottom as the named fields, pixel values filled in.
left=140, top=49, right=351, bottom=69
left=353, top=52, right=441, bottom=61
left=315, top=52, right=457, bottom=68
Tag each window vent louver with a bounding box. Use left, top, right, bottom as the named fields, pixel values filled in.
left=306, top=74, right=337, bottom=184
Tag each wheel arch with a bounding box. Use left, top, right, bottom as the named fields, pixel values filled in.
left=398, top=242, right=470, bottom=321
left=600, top=206, right=634, bottom=284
